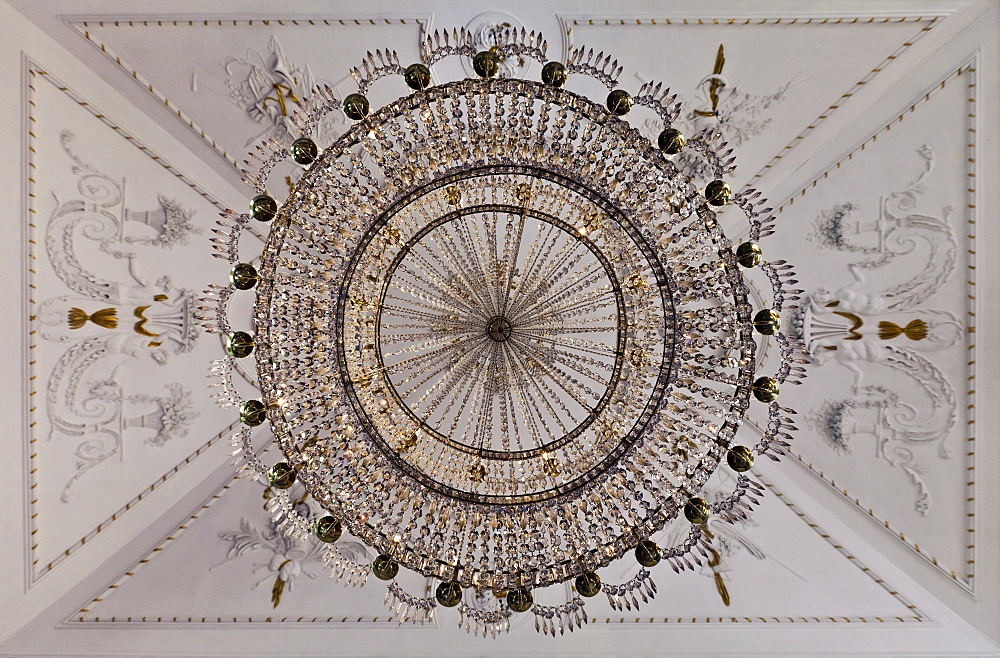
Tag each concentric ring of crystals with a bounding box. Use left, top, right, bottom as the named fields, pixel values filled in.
left=254, top=78, right=755, bottom=590
left=348, top=169, right=667, bottom=504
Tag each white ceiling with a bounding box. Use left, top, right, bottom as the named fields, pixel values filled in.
left=1, top=0, right=998, bottom=655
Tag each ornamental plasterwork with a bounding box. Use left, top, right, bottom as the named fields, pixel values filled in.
left=215, top=483, right=371, bottom=608
left=38, top=131, right=200, bottom=500
left=643, top=44, right=796, bottom=182
left=796, top=145, right=960, bottom=515
left=224, top=35, right=343, bottom=149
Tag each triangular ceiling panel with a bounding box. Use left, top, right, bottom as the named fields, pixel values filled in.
left=71, top=469, right=919, bottom=627
left=560, top=13, right=943, bottom=190
left=65, top=16, right=429, bottom=169
left=763, top=55, right=977, bottom=590
left=69, top=467, right=433, bottom=625
left=26, top=61, right=241, bottom=583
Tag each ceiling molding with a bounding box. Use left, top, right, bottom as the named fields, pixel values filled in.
left=769, top=52, right=978, bottom=593
left=556, top=13, right=945, bottom=196
left=60, top=13, right=432, bottom=172
left=21, top=55, right=250, bottom=588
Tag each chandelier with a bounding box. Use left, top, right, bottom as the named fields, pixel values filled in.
left=201, top=26, right=803, bottom=637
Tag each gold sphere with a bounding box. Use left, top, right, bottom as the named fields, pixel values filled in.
left=684, top=497, right=711, bottom=525
left=506, top=587, right=533, bottom=613
left=752, top=376, right=780, bottom=403
left=735, top=242, right=763, bottom=268
left=250, top=194, right=278, bottom=222
left=372, top=554, right=398, bottom=581
left=239, top=400, right=266, bottom=426
left=226, top=331, right=254, bottom=358
left=575, top=572, right=602, bottom=597
left=229, top=263, right=259, bottom=290
left=315, top=515, right=343, bottom=543
left=705, top=180, right=732, bottom=206
left=472, top=50, right=500, bottom=78
left=634, top=539, right=661, bottom=567
left=404, top=63, right=431, bottom=91
left=657, top=128, right=685, bottom=155
left=727, top=445, right=755, bottom=473
left=606, top=89, right=633, bottom=116
left=753, top=309, right=781, bottom=336
left=290, top=137, right=318, bottom=166
left=343, top=93, right=370, bottom=121
left=268, top=462, right=296, bottom=489
left=435, top=581, right=463, bottom=607
left=541, top=61, right=568, bottom=87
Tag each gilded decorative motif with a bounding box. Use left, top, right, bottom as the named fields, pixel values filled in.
left=799, top=146, right=961, bottom=515
left=38, top=131, right=201, bottom=500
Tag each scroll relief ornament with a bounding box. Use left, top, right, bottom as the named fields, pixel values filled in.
left=38, top=131, right=200, bottom=501
left=795, top=145, right=961, bottom=515
left=642, top=44, right=799, bottom=183
left=215, top=482, right=371, bottom=608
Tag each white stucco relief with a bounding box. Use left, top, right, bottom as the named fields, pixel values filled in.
left=795, top=146, right=961, bottom=515
left=39, top=131, right=201, bottom=500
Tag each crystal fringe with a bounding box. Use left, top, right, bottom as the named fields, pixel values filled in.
left=493, top=26, right=548, bottom=66
left=712, top=475, right=767, bottom=524
left=664, top=525, right=714, bottom=573
left=385, top=582, right=437, bottom=624
left=231, top=426, right=267, bottom=477
left=321, top=544, right=370, bottom=587
left=530, top=598, right=587, bottom=636
left=209, top=356, right=241, bottom=408
left=633, top=80, right=681, bottom=128
left=458, top=602, right=512, bottom=638
left=603, top=570, right=655, bottom=612
left=566, top=47, right=622, bottom=89
left=756, top=403, right=799, bottom=462
left=266, top=489, right=312, bottom=542
left=241, top=139, right=288, bottom=194
left=350, top=49, right=403, bottom=95
left=421, top=28, right=474, bottom=66
left=211, top=210, right=249, bottom=262
left=196, top=284, right=232, bottom=335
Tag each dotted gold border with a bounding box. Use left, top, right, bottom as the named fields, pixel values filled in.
left=774, top=56, right=979, bottom=593
left=65, top=465, right=416, bottom=627
left=558, top=14, right=944, bottom=192
left=63, top=15, right=431, bottom=170
left=589, top=471, right=926, bottom=625
left=66, top=459, right=924, bottom=626
left=23, top=55, right=243, bottom=588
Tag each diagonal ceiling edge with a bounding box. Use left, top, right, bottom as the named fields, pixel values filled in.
left=22, top=56, right=251, bottom=587
left=60, top=13, right=433, bottom=174
left=765, top=52, right=979, bottom=593
left=555, top=11, right=947, bottom=193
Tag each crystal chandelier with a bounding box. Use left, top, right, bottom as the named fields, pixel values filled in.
left=202, top=27, right=803, bottom=637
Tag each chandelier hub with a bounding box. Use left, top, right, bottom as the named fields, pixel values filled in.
left=485, top=316, right=514, bottom=342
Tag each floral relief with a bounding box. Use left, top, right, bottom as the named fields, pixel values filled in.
left=38, top=131, right=201, bottom=500
left=800, top=145, right=962, bottom=515
left=216, top=489, right=371, bottom=608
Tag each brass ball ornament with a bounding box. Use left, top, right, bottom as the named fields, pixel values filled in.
left=657, top=128, right=685, bottom=155
left=290, top=136, right=318, bottom=166
left=315, top=515, right=343, bottom=543
left=225, top=331, right=254, bottom=358
left=404, top=62, right=432, bottom=91
left=435, top=581, right=463, bottom=607
left=250, top=194, right=277, bottom=222
left=575, top=572, right=602, bottom=598
left=541, top=61, right=568, bottom=87
left=472, top=50, right=501, bottom=78
left=209, top=25, right=804, bottom=637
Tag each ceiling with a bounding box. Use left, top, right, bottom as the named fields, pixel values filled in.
left=1, top=0, right=998, bottom=655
